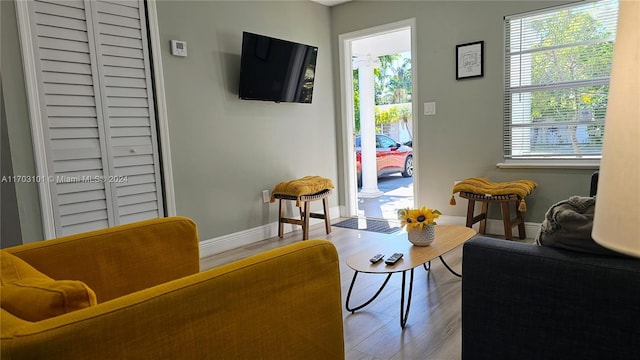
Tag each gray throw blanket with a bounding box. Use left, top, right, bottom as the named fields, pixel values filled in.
left=536, top=196, right=621, bottom=256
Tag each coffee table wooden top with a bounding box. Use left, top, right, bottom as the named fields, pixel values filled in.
left=346, top=225, right=477, bottom=274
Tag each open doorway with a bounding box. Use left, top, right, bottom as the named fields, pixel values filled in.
left=339, top=19, right=418, bottom=223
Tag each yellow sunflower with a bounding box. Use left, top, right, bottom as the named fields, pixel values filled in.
left=398, top=206, right=442, bottom=231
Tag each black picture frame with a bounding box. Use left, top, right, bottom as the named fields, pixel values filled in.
left=456, top=41, right=484, bottom=80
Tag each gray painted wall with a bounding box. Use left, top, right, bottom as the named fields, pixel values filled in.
left=155, top=0, right=337, bottom=239
left=330, top=1, right=596, bottom=224
left=2, top=0, right=599, bottom=244
left=2, top=85, right=24, bottom=248
left=2, top=0, right=44, bottom=244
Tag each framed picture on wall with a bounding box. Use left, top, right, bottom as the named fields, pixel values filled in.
left=456, top=41, right=484, bottom=80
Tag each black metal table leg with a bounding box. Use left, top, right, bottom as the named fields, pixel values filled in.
left=423, top=260, right=431, bottom=271
left=345, top=271, right=393, bottom=313
left=399, top=268, right=415, bottom=328
left=439, top=256, right=462, bottom=277
left=346, top=261, right=442, bottom=328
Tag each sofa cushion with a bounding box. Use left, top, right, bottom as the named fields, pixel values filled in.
left=1, top=251, right=97, bottom=322
left=535, top=196, right=624, bottom=257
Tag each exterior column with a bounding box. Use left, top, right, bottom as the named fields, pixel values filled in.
left=354, top=55, right=383, bottom=198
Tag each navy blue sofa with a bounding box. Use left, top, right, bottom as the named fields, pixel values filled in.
left=461, top=236, right=640, bottom=360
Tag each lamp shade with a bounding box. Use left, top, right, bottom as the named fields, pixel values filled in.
left=591, top=0, right=640, bottom=257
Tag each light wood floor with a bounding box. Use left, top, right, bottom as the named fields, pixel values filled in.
left=200, top=220, right=531, bottom=360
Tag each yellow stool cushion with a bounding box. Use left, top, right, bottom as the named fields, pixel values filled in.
left=270, top=176, right=334, bottom=207
left=450, top=177, right=538, bottom=211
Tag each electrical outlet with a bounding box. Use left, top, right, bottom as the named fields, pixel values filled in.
left=262, top=190, right=270, bottom=203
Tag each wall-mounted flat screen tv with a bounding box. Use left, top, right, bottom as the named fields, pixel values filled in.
left=238, top=32, right=318, bottom=103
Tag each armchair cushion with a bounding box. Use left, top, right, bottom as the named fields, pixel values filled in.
left=0, top=251, right=96, bottom=322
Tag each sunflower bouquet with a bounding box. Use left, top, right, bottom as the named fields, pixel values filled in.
left=398, top=206, right=442, bottom=232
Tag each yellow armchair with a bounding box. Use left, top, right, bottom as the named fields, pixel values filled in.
left=1, top=217, right=345, bottom=359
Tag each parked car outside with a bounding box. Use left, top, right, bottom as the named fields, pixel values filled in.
left=356, top=134, right=413, bottom=187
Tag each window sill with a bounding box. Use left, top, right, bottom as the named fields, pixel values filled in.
left=496, top=160, right=600, bottom=169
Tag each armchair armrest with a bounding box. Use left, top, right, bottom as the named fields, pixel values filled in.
left=462, top=236, right=640, bottom=360
left=5, top=217, right=199, bottom=302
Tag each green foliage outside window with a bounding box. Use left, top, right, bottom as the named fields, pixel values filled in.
left=529, top=10, right=614, bottom=154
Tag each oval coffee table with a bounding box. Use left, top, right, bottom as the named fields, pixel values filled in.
left=345, top=225, right=477, bottom=328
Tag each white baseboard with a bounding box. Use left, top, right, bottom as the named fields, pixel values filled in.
left=438, top=215, right=541, bottom=240
left=199, top=206, right=341, bottom=259
left=199, top=211, right=540, bottom=259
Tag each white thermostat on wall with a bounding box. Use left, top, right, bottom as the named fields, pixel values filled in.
left=171, top=40, right=187, bottom=57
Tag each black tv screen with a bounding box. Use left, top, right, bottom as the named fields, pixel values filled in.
left=238, top=32, right=318, bottom=103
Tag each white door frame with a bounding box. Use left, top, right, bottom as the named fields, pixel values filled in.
left=338, top=18, right=419, bottom=218
left=16, top=0, right=176, bottom=239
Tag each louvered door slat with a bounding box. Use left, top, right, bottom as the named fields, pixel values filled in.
left=60, top=209, right=108, bottom=227
left=46, top=94, right=96, bottom=106
left=99, top=24, right=141, bottom=39
left=101, top=45, right=144, bottom=59
left=102, top=67, right=145, bottom=80
left=58, top=189, right=106, bottom=206
left=100, top=34, right=142, bottom=49
left=33, top=2, right=86, bottom=20
left=104, top=76, right=146, bottom=88
left=36, top=24, right=89, bottom=42
left=38, top=37, right=89, bottom=53
left=40, top=49, right=91, bottom=64
left=43, top=72, right=93, bottom=85
left=49, top=117, right=97, bottom=128
left=37, top=0, right=85, bottom=10
left=53, top=158, right=103, bottom=173
left=60, top=199, right=108, bottom=216
left=96, top=1, right=140, bottom=18
left=61, top=218, right=110, bottom=237
left=101, top=0, right=140, bottom=10
left=111, top=135, right=151, bottom=147
left=40, top=60, right=92, bottom=74
left=118, top=192, right=157, bottom=207
left=35, top=13, right=86, bottom=30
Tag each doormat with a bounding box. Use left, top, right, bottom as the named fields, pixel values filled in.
left=333, top=218, right=401, bottom=234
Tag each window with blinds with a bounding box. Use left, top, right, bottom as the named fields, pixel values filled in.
left=504, top=0, right=619, bottom=161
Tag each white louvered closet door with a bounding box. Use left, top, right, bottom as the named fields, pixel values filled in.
left=24, top=0, right=164, bottom=236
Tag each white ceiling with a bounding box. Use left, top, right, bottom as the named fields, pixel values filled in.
left=351, top=28, right=411, bottom=58
left=309, top=0, right=410, bottom=56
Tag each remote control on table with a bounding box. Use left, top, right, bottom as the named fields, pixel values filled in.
left=369, top=254, right=384, bottom=264
left=385, top=253, right=403, bottom=265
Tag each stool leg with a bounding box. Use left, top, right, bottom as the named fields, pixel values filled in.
left=322, top=197, right=331, bottom=234
left=465, top=199, right=476, bottom=228
left=303, top=201, right=311, bottom=240
left=278, top=199, right=285, bottom=238
left=517, top=212, right=526, bottom=239
left=479, top=201, right=488, bottom=235
left=516, top=198, right=526, bottom=239
left=501, top=202, right=513, bottom=240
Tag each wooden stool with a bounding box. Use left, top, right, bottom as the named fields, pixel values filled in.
left=459, top=192, right=526, bottom=240
left=274, top=189, right=332, bottom=240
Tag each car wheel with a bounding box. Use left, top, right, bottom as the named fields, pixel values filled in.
left=402, top=155, right=413, bottom=177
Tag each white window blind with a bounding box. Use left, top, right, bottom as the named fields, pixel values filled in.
left=504, top=0, right=619, bottom=160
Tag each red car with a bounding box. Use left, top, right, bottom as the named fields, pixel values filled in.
left=356, top=134, right=413, bottom=186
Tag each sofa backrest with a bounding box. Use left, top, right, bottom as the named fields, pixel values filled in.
left=3, top=217, right=200, bottom=303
